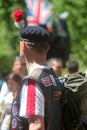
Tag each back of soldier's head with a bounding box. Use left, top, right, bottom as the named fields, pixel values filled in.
left=66, top=59, right=79, bottom=74
left=20, top=26, right=50, bottom=55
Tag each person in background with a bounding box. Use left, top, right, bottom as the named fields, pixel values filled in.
left=47, top=58, right=63, bottom=77
left=0, top=70, right=10, bottom=114
left=65, top=59, right=79, bottom=75
left=47, top=58, right=65, bottom=83
left=0, top=56, right=26, bottom=116
left=0, top=72, right=22, bottom=130
left=12, top=56, right=27, bottom=79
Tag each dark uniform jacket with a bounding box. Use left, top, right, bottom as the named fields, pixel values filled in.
left=11, top=68, right=62, bottom=130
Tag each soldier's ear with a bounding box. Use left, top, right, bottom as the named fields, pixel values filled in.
left=20, top=41, right=24, bottom=51
left=47, top=43, right=50, bottom=52
left=22, top=42, right=28, bottom=52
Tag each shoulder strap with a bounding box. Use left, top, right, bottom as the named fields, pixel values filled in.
left=23, top=69, right=43, bottom=81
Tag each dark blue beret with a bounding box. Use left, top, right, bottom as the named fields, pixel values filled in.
left=20, top=26, right=50, bottom=44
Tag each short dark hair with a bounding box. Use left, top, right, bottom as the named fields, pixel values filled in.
left=47, top=58, right=62, bottom=66
left=66, top=59, right=79, bottom=73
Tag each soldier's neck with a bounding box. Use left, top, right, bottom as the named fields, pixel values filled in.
left=27, top=60, right=47, bottom=75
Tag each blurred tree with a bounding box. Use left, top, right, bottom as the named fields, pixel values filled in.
left=0, top=0, right=87, bottom=75
left=50, top=0, right=87, bottom=71
left=0, top=0, right=25, bottom=75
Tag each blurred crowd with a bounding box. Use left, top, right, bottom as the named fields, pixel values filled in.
left=0, top=56, right=87, bottom=130
left=0, top=56, right=26, bottom=130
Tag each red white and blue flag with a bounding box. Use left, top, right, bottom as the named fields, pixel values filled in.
left=25, top=0, right=52, bottom=29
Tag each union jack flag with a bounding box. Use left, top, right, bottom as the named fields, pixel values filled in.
left=25, top=0, right=52, bottom=28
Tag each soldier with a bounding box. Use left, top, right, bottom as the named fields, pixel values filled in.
left=11, top=26, right=62, bottom=130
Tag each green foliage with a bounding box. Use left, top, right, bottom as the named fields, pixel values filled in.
left=0, top=0, right=25, bottom=75
left=0, top=0, right=87, bottom=75
left=0, top=56, right=13, bottom=77
left=50, top=0, right=87, bottom=71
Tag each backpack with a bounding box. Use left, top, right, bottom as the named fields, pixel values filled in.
left=60, top=72, right=87, bottom=130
